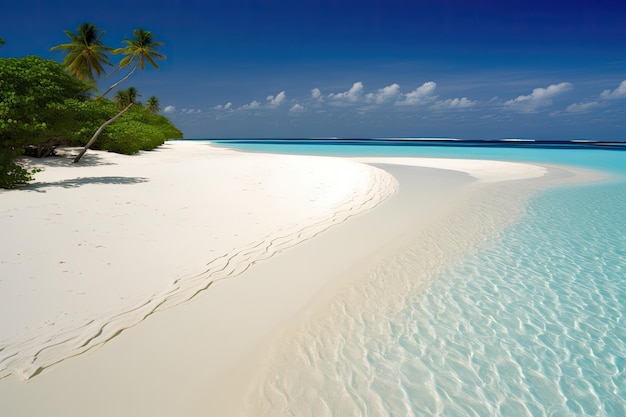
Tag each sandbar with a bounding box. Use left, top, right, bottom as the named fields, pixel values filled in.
left=0, top=141, right=591, bottom=416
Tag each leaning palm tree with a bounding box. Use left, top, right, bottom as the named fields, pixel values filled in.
left=73, top=87, right=139, bottom=163
left=101, top=28, right=165, bottom=97
left=50, top=22, right=112, bottom=83
left=146, top=96, right=160, bottom=113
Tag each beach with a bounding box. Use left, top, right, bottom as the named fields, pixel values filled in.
left=0, top=140, right=591, bottom=416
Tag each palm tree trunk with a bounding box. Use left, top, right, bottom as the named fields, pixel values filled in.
left=100, top=63, right=139, bottom=98
left=73, top=102, right=133, bottom=163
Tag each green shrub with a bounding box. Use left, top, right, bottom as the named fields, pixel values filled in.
left=0, top=56, right=89, bottom=145
left=70, top=104, right=182, bottom=153
left=98, top=119, right=167, bottom=154
left=117, top=105, right=183, bottom=139
left=0, top=56, right=87, bottom=187
left=0, top=56, right=183, bottom=187
left=0, top=154, right=41, bottom=189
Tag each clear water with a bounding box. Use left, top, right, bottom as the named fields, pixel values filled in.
left=209, top=140, right=626, bottom=176
left=210, top=140, right=626, bottom=416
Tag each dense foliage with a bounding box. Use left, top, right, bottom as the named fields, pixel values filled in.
left=0, top=56, right=87, bottom=142
left=0, top=56, right=182, bottom=188
left=0, top=56, right=86, bottom=187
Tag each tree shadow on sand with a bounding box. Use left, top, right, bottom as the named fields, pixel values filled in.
left=19, top=149, right=118, bottom=169
left=49, top=154, right=115, bottom=168
left=24, top=176, right=149, bottom=192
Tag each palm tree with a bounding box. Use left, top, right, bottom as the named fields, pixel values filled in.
left=114, top=86, right=139, bottom=109
left=50, top=22, right=112, bottom=83
left=113, top=90, right=129, bottom=108
left=146, top=96, right=160, bottom=113
left=71, top=28, right=165, bottom=163
left=125, top=86, right=139, bottom=103
left=74, top=87, right=139, bottom=163
left=101, top=28, right=165, bottom=97
left=0, top=37, right=5, bottom=47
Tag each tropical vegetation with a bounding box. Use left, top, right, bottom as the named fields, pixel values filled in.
left=146, top=96, right=160, bottom=113
left=49, top=22, right=112, bottom=83
left=0, top=23, right=182, bottom=188
left=101, top=28, right=165, bottom=98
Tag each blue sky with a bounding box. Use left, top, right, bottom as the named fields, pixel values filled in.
left=2, top=0, right=625, bottom=140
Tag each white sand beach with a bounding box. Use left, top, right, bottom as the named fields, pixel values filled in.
left=0, top=141, right=586, bottom=416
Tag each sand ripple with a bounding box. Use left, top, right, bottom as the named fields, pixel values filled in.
left=243, top=179, right=626, bottom=416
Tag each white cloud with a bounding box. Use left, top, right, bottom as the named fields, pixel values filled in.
left=504, top=82, right=572, bottom=113
left=311, top=88, right=322, bottom=100
left=366, top=83, right=401, bottom=104
left=289, top=103, right=305, bottom=113
left=214, top=102, right=233, bottom=110
left=266, top=91, right=286, bottom=108
left=600, top=80, right=626, bottom=99
left=566, top=101, right=601, bottom=113
left=163, top=105, right=175, bottom=113
left=182, top=108, right=202, bottom=114
left=241, top=100, right=261, bottom=110
left=396, top=81, right=437, bottom=106
left=432, top=97, right=477, bottom=109
left=566, top=80, right=626, bottom=112
left=328, top=82, right=364, bottom=105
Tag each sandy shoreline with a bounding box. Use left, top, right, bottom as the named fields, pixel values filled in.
left=0, top=141, right=591, bottom=416
left=0, top=141, right=396, bottom=380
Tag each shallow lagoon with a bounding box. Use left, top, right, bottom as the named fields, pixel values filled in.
left=212, top=139, right=626, bottom=416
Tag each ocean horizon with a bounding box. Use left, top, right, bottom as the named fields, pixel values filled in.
left=211, top=139, right=625, bottom=416
left=206, top=137, right=626, bottom=172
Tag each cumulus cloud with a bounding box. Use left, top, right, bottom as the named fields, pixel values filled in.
left=600, top=80, right=626, bottom=99
left=213, top=102, right=233, bottom=110
left=163, top=105, right=175, bottom=113
left=566, top=101, right=601, bottom=113
left=504, top=82, right=572, bottom=113
left=311, top=88, right=322, bottom=100
left=395, top=81, right=437, bottom=106
left=432, top=97, right=477, bottom=109
left=182, top=108, right=202, bottom=114
left=266, top=91, right=286, bottom=108
left=328, top=82, right=364, bottom=105
left=566, top=80, right=626, bottom=113
left=241, top=100, right=261, bottom=110
left=237, top=92, right=286, bottom=111
left=366, top=83, right=401, bottom=104
left=289, top=103, right=305, bottom=113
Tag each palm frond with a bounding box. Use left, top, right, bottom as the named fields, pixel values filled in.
left=50, top=22, right=113, bottom=82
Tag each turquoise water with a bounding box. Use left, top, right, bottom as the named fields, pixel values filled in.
left=212, top=140, right=626, bottom=416
left=399, top=182, right=626, bottom=416
left=210, top=140, right=626, bottom=176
